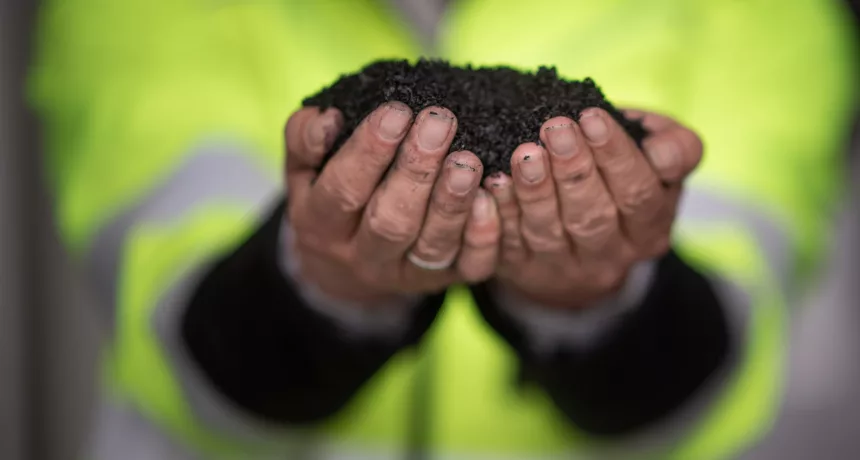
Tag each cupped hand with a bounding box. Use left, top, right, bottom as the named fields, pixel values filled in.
left=485, top=108, right=703, bottom=308
left=284, top=103, right=501, bottom=306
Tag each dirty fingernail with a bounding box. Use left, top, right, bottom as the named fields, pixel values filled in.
left=518, top=151, right=545, bottom=182
left=485, top=173, right=513, bottom=202
left=580, top=110, right=609, bottom=143
left=317, top=110, right=343, bottom=151
left=378, top=103, right=412, bottom=140
left=418, top=111, right=454, bottom=150
left=449, top=161, right=478, bottom=194
left=545, top=124, right=577, bottom=157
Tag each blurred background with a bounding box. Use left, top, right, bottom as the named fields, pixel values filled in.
left=0, top=1, right=858, bottom=460
left=2, top=2, right=102, bottom=459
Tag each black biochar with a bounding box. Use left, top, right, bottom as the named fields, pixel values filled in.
left=303, top=59, right=647, bottom=178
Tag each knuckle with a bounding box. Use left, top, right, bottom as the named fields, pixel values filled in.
left=554, top=158, right=596, bottom=190
left=521, top=224, right=566, bottom=253
left=601, top=152, right=637, bottom=175
left=516, top=185, right=555, bottom=205
left=565, top=205, right=617, bottom=239
left=344, top=131, right=397, bottom=169
left=433, top=192, right=471, bottom=217
left=394, top=148, right=441, bottom=185
left=618, top=181, right=659, bottom=214
left=358, top=138, right=397, bottom=170
left=464, top=225, right=501, bottom=249
left=412, top=237, right=455, bottom=262
left=319, top=176, right=365, bottom=213
left=367, top=210, right=419, bottom=243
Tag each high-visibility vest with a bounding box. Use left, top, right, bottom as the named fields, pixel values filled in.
left=29, top=0, right=858, bottom=459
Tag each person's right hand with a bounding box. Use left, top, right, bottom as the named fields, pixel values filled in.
left=284, top=102, right=501, bottom=306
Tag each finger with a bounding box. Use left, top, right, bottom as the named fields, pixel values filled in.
left=578, top=108, right=665, bottom=244
left=509, top=143, right=570, bottom=259
left=642, top=184, right=682, bottom=259
left=621, top=109, right=677, bottom=133
left=406, top=150, right=482, bottom=270
left=641, top=124, right=704, bottom=183
left=306, top=102, right=414, bottom=239
left=457, top=189, right=501, bottom=283
left=356, top=107, right=458, bottom=264
left=540, top=117, right=624, bottom=262
left=484, top=173, right=526, bottom=266
left=284, top=108, right=343, bottom=229
left=285, top=107, right=344, bottom=172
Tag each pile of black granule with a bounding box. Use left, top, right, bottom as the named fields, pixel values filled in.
left=303, top=59, right=647, bottom=178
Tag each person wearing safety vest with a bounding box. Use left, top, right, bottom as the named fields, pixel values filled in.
left=28, top=0, right=858, bottom=459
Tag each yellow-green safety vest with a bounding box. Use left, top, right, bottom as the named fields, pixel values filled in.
left=28, top=0, right=858, bottom=459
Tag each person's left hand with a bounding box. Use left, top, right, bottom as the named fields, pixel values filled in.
left=484, top=108, right=703, bottom=308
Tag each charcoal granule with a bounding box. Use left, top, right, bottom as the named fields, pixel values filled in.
left=303, top=59, right=647, bottom=178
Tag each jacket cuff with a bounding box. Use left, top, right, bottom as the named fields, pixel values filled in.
left=470, top=249, right=730, bottom=435
left=182, top=201, right=446, bottom=424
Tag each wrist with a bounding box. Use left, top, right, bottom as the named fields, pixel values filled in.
left=296, top=268, right=403, bottom=309
left=498, top=260, right=658, bottom=311
left=278, top=216, right=424, bottom=337
left=488, top=261, right=657, bottom=351
left=499, top=283, right=617, bottom=311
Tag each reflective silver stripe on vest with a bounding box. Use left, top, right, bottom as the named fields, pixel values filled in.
left=84, top=144, right=302, bottom=449
left=676, top=187, right=793, bottom=294
left=736, top=171, right=860, bottom=459
left=86, top=143, right=279, bottom=325
left=88, top=396, right=347, bottom=460
left=88, top=396, right=585, bottom=460
left=89, top=397, right=204, bottom=460
left=85, top=150, right=799, bottom=457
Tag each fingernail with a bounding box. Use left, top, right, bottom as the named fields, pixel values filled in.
left=484, top=172, right=508, bottom=188
left=579, top=110, right=609, bottom=143
left=309, top=118, right=328, bottom=150
left=485, top=173, right=514, bottom=203
left=418, top=111, right=454, bottom=150
left=378, top=103, right=412, bottom=140
left=647, top=141, right=679, bottom=171
left=518, top=151, right=545, bottom=183
left=473, top=189, right=495, bottom=222
left=318, top=110, right=342, bottom=151
left=545, top=124, right=577, bottom=157
left=449, top=161, right=477, bottom=194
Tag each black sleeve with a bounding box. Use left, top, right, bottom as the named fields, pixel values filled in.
left=181, top=200, right=446, bottom=425
left=470, top=250, right=731, bottom=436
